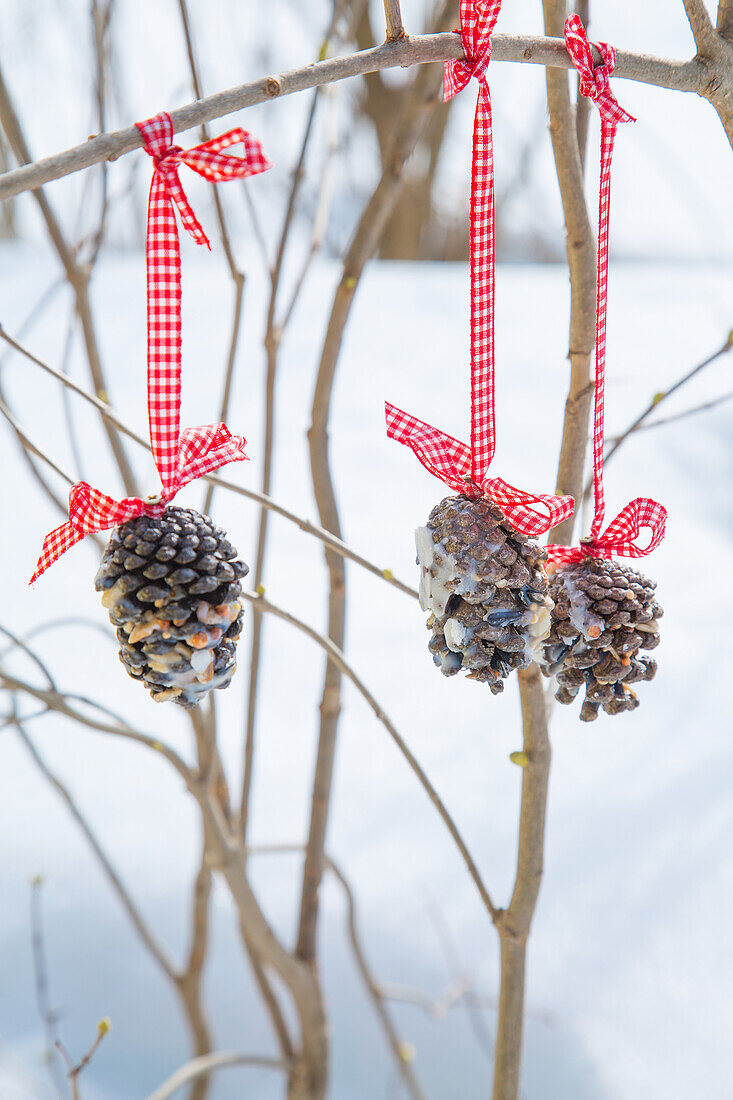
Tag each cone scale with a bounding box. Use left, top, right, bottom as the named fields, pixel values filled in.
left=416, top=494, right=554, bottom=694
left=94, top=506, right=248, bottom=707
left=540, top=556, right=662, bottom=721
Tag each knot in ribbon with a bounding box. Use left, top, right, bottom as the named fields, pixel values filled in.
left=31, top=112, right=271, bottom=583
left=546, top=497, right=667, bottom=566
left=31, top=424, right=249, bottom=584
left=137, top=111, right=272, bottom=250
left=564, top=14, right=635, bottom=126
left=443, top=0, right=500, bottom=97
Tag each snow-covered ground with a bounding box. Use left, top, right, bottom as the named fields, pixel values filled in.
left=0, top=243, right=731, bottom=1100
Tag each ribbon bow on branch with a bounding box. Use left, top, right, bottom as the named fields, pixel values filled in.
left=386, top=0, right=573, bottom=538
left=547, top=16, right=666, bottom=565
left=31, top=113, right=271, bottom=582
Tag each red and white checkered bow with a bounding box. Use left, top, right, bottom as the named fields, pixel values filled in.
left=386, top=0, right=574, bottom=538
left=31, top=112, right=271, bottom=582
left=546, top=16, right=666, bottom=565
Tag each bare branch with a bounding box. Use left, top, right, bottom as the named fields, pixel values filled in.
left=0, top=393, right=75, bottom=487
left=56, top=1019, right=111, bottom=1100
left=683, top=0, right=716, bottom=49
left=609, top=387, right=733, bottom=435
left=585, top=330, right=733, bottom=500
left=241, top=79, right=323, bottom=840
left=327, top=856, right=425, bottom=1100
left=383, top=0, right=406, bottom=41
left=0, top=670, right=192, bottom=783
left=143, top=1052, right=287, bottom=1100
left=0, top=324, right=418, bottom=599
left=0, top=59, right=138, bottom=495
left=239, top=589, right=499, bottom=925
left=15, top=720, right=178, bottom=982
left=296, top=14, right=455, bottom=962
left=0, top=35, right=704, bottom=202
left=492, top=667, right=551, bottom=1100
left=29, top=875, right=67, bottom=1097
left=543, top=0, right=596, bottom=548
left=718, top=0, right=733, bottom=38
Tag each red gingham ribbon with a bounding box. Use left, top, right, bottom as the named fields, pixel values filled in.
left=546, top=17, right=666, bottom=566
left=386, top=0, right=573, bottom=537
left=31, top=113, right=271, bottom=582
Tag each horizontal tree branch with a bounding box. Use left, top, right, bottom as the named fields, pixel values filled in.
left=0, top=33, right=703, bottom=201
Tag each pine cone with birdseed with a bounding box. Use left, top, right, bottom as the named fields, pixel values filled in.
left=94, top=506, right=248, bottom=707
left=539, top=556, right=662, bottom=721
left=416, top=494, right=554, bottom=694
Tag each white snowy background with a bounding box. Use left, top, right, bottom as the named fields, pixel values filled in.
left=0, top=2, right=731, bottom=1099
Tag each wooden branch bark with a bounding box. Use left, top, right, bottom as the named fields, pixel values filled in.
left=718, top=0, right=733, bottom=38
left=489, top=4, right=595, bottom=1095
left=240, top=588, right=498, bottom=925
left=683, top=0, right=715, bottom=48
left=683, top=0, right=733, bottom=146
left=0, top=34, right=706, bottom=202
left=297, top=10, right=453, bottom=966
left=544, top=0, right=596, bottom=548
left=241, top=87, right=321, bottom=841
left=144, top=1052, right=287, bottom=1100
left=492, top=666, right=551, bottom=1100
left=383, top=0, right=406, bottom=42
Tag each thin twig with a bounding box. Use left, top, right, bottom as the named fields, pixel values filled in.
left=326, top=857, right=426, bottom=1100
left=0, top=394, right=75, bottom=486
left=296, top=0, right=456, bottom=966
left=239, top=589, right=498, bottom=925
left=15, top=720, right=178, bottom=981
left=55, top=1019, right=111, bottom=1100
left=0, top=669, right=192, bottom=783
left=241, top=80, right=323, bottom=841
left=0, top=57, right=138, bottom=495
left=247, top=843, right=427, bottom=1100
left=383, top=0, right=406, bottom=42
left=143, top=1052, right=287, bottom=1100
left=586, top=330, right=733, bottom=497
left=0, top=323, right=418, bottom=599
left=29, top=876, right=67, bottom=1098
left=0, top=35, right=706, bottom=202
left=608, top=387, right=733, bottom=435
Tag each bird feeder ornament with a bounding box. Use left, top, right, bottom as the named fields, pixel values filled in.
left=31, top=113, right=271, bottom=706
left=386, top=0, right=573, bottom=693
left=541, top=17, right=667, bottom=721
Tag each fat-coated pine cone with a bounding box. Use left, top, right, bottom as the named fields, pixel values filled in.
left=94, top=506, right=248, bottom=707
left=416, top=494, right=554, bottom=694
left=540, top=556, right=662, bottom=721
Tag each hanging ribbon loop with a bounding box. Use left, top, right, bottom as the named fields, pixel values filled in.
left=546, top=17, right=666, bottom=565
left=386, top=1, right=573, bottom=538
left=31, top=112, right=271, bottom=583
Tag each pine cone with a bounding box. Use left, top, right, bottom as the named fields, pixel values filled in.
left=540, top=556, right=662, bottom=721
left=94, top=506, right=248, bottom=707
left=416, top=494, right=554, bottom=693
